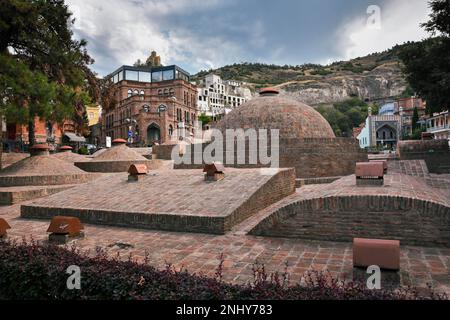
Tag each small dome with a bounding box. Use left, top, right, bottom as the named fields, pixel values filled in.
left=217, top=90, right=335, bottom=139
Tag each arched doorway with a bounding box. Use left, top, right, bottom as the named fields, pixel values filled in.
left=147, top=123, right=161, bottom=146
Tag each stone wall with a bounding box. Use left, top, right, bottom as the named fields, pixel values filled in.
left=0, top=185, right=73, bottom=205
left=154, top=138, right=367, bottom=178
left=250, top=195, right=450, bottom=247
left=0, top=173, right=97, bottom=187
left=398, top=140, right=450, bottom=174
left=223, top=168, right=296, bottom=231
left=75, top=160, right=166, bottom=173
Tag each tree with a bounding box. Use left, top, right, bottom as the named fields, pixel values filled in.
left=198, top=114, right=212, bottom=127
left=412, top=107, right=419, bottom=131
left=0, top=0, right=96, bottom=146
left=399, top=0, right=450, bottom=114
left=316, top=98, right=371, bottom=137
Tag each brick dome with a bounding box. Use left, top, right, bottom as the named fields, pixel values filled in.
left=217, top=90, right=335, bottom=139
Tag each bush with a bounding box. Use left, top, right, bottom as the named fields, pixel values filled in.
left=78, top=146, right=89, bottom=155
left=0, top=239, right=446, bottom=300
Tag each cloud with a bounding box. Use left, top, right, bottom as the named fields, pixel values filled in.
left=67, top=0, right=241, bottom=75
left=334, top=0, right=431, bottom=61
left=66, top=0, right=433, bottom=75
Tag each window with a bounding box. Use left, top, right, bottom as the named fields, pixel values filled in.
left=126, top=70, right=139, bottom=81
left=163, top=89, right=169, bottom=96
left=158, top=89, right=162, bottom=96
left=134, top=90, right=139, bottom=95
left=152, top=71, right=162, bottom=82
left=163, top=69, right=174, bottom=81
left=140, top=90, right=145, bottom=96
left=169, top=125, right=173, bottom=137
left=169, top=88, right=174, bottom=96
left=127, top=90, right=132, bottom=98
left=139, top=71, right=151, bottom=83
left=118, top=71, right=123, bottom=82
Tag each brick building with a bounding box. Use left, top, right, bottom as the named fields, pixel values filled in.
left=103, top=65, right=199, bottom=146
left=396, top=97, right=426, bottom=137
left=3, top=118, right=77, bottom=152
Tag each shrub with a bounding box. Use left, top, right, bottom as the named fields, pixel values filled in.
left=0, top=239, right=446, bottom=300
left=78, top=146, right=89, bottom=155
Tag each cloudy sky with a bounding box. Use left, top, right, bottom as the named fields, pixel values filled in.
left=66, top=0, right=432, bottom=76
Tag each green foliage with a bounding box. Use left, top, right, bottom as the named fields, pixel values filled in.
left=412, top=107, right=420, bottom=131
left=0, top=0, right=96, bottom=142
left=310, top=68, right=332, bottom=76
left=399, top=1, right=450, bottom=113
left=399, top=37, right=450, bottom=114
left=198, top=113, right=212, bottom=126
left=0, top=55, right=57, bottom=123
left=316, top=98, right=371, bottom=137
left=78, top=146, right=89, bottom=155
left=421, top=0, right=450, bottom=36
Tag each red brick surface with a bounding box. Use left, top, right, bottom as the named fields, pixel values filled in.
left=1, top=203, right=448, bottom=295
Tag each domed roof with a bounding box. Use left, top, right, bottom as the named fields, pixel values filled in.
left=0, top=155, right=86, bottom=176
left=217, top=89, right=335, bottom=139
left=91, top=144, right=147, bottom=161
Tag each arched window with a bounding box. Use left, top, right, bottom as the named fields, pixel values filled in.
left=158, top=89, right=162, bottom=95
left=169, top=88, right=174, bottom=96
left=168, top=125, right=173, bottom=137
left=134, top=90, right=139, bottom=96
left=163, top=89, right=169, bottom=96
left=127, top=89, right=132, bottom=98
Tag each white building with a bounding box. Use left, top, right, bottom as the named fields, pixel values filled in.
left=426, top=110, right=450, bottom=145
left=197, top=74, right=251, bottom=118
left=357, top=106, right=401, bottom=150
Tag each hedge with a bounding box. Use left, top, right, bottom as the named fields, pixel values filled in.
left=0, top=239, right=446, bottom=300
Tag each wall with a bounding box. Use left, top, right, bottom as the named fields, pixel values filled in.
left=153, top=138, right=368, bottom=178
left=398, top=140, right=450, bottom=173
left=250, top=195, right=450, bottom=247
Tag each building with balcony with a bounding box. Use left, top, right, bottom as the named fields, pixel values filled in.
left=426, top=110, right=450, bottom=144
left=102, top=65, right=198, bottom=146
left=196, top=74, right=251, bottom=118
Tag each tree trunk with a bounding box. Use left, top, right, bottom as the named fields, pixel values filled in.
left=28, top=119, right=36, bottom=146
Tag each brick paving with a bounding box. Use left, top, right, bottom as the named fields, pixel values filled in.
left=20, top=168, right=295, bottom=234
left=1, top=202, right=449, bottom=295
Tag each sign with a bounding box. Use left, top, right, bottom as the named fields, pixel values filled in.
left=106, top=136, right=112, bottom=148
left=128, top=130, right=133, bottom=137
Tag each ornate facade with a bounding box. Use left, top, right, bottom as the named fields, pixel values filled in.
left=102, top=65, right=199, bottom=146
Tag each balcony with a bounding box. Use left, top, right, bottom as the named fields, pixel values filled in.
left=427, top=124, right=450, bottom=134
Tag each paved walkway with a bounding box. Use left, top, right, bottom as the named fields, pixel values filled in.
left=1, top=202, right=449, bottom=295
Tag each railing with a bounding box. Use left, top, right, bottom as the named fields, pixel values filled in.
left=427, top=125, right=450, bottom=133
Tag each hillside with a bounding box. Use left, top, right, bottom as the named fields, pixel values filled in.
left=193, top=44, right=410, bottom=106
